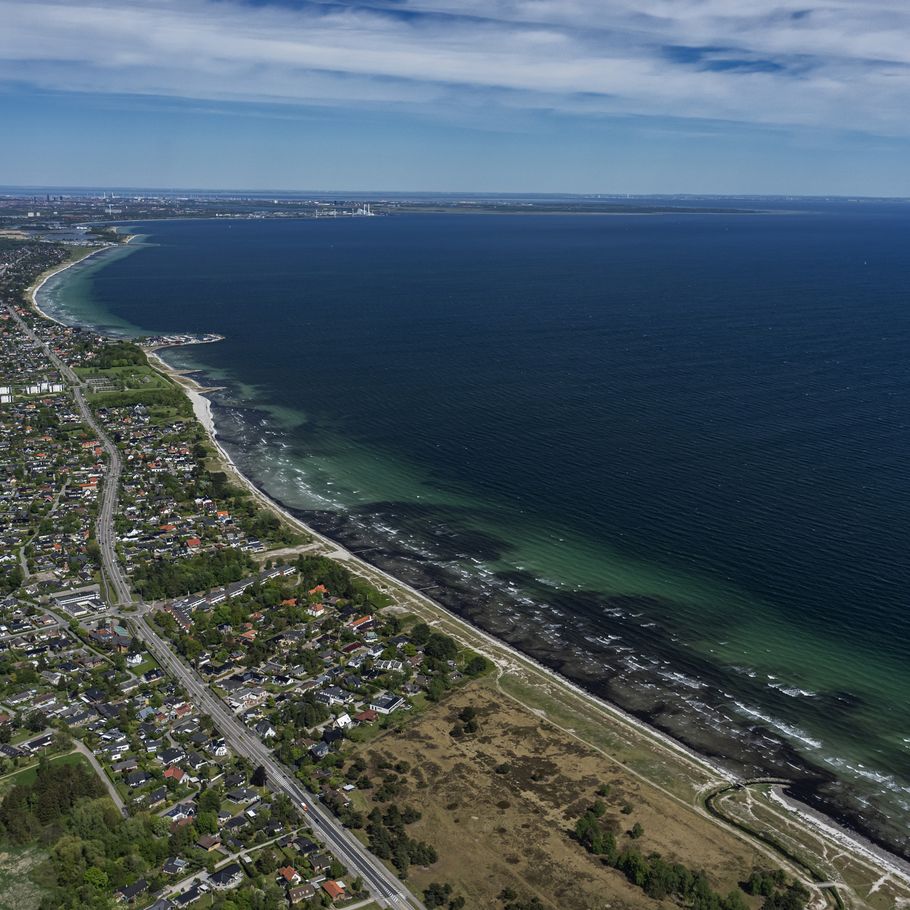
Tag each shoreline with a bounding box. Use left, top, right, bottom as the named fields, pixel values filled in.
left=31, top=246, right=910, bottom=900
left=148, top=349, right=910, bottom=893
left=28, top=234, right=138, bottom=326
left=152, top=358, right=732, bottom=783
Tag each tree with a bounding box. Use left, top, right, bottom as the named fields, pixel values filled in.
left=251, top=765, right=267, bottom=787
left=410, top=622, right=431, bottom=646
left=426, top=676, right=448, bottom=702
left=26, top=710, right=48, bottom=732
left=424, top=633, right=457, bottom=662
left=83, top=867, right=108, bottom=890
left=394, top=839, right=411, bottom=877
left=464, top=655, right=488, bottom=676
left=424, top=882, right=453, bottom=908
left=721, top=891, right=749, bottom=910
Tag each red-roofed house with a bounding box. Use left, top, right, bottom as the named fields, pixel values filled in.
left=348, top=615, right=373, bottom=631
left=354, top=709, right=378, bottom=724
left=322, top=880, right=347, bottom=902
left=278, top=866, right=301, bottom=886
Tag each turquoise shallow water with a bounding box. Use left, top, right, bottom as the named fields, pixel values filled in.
left=38, top=205, right=910, bottom=857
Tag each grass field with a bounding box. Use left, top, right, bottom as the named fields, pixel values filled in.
left=76, top=363, right=172, bottom=391
left=356, top=681, right=769, bottom=910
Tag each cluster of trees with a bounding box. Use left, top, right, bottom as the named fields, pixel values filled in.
left=279, top=696, right=331, bottom=733
left=134, top=547, right=255, bottom=599
left=424, top=881, right=466, bottom=909
left=366, top=804, right=437, bottom=878
left=0, top=563, right=24, bottom=595
left=450, top=705, right=479, bottom=737
left=573, top=801, right=766, bottom=910
left=94, top=341, right=146, bottom=369
left=408, top=623, right=487, bottom=676
left=463, top=654, right=489, bottom=675
left=744, top=870, right=811, bottom=910
left=0, top=759, right=106, bottom=844
left=0, top=757, right=177, bottom=910
left=294, top=555, right=390, bottom=609
left=498, top=889, right=547, bottom=910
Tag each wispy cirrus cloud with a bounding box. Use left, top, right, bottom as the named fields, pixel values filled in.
left=0, top=0, right=908, bottom=135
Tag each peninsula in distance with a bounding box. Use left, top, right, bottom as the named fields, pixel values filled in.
left=1, top=2, right=910, bottom=910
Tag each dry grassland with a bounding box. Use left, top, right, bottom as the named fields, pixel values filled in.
left=358, top=681, right=767, bottom=909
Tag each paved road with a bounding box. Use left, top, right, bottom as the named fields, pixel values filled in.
left=135, top=611, right=415, bottom=909
left=71, top=740, right=129, bottom=816
left=6, top=304, right=422, bottom=910
left=5, top=305, right=131, bottom=606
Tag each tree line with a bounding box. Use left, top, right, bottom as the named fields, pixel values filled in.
left=573, top=799, right=809, bottom=910
left=133, top=547, right=255, bottom=599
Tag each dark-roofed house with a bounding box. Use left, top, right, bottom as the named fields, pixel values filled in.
left=162, top=856, right=189, bottom=876
left=173, top=884, right=204, bottom=907
left=369, top=693, right=405, bottom=715
left=115, top=878, right=148, bottom=903
left=125, top=769, right=151, bottom=789
left=209, top=862, right=243, bottom=890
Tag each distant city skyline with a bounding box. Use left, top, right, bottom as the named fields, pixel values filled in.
left=1, top=0, right=909, bottom=195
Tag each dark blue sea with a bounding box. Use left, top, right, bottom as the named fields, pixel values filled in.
left=39, top=201, right=910, bottom=857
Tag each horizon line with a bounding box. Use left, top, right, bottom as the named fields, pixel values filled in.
left=2, top=184, right=910, bottom=203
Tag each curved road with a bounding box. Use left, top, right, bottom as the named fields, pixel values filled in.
left=71, top=740, right=129, bottom=817
left=8, top=304, right=420, bottom=910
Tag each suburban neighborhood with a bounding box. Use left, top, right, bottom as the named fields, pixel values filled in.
left=0, top=240, right=479, bottom=910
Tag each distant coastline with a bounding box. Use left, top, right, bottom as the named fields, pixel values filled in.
left=28, top=234, right=139, bottom=326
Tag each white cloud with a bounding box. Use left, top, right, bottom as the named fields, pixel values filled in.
left=0, top=0, right=908, bottom=134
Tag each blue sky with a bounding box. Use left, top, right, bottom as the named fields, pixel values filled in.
left=1, top=0, right=909, bottom=195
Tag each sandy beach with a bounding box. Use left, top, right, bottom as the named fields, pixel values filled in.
left=28, top=235, right=138, bottom=325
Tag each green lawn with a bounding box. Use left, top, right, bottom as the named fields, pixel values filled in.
left=75, top=364, right=171, bottom=390
left=129, top=655, right=158, bottom=676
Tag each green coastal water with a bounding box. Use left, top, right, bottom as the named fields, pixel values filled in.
left=37, top=208, right=910, bottom=857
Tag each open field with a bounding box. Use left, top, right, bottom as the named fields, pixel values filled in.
left=355, top=681, right=768, bottom=910
left=75, top=363, right=173, bottom=401
left=0, top=846, right=46, bottom=910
